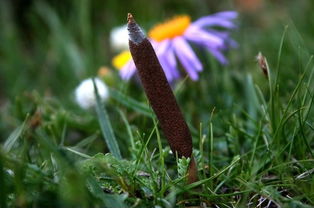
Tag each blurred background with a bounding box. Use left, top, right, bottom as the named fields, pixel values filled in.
left=1, top=1, right=314, bottom=206
left=1, top=0, right=314, bottom=147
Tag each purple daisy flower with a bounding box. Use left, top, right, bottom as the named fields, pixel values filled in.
left=116, top=11, right=237, bottom=81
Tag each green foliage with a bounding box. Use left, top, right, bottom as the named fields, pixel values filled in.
left=93, top=78, right=122, bottom=159
left=1, top=0, right=314, bottom=207
left=177, top=157, right=190, bottom=180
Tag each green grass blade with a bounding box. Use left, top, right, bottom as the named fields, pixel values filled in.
left=153, top=118, right=166, bottom=195
left=93, top=78, right=122, bottom=159
left=3, top=118, right=27, bottom=152
left=118, top=109, right=135, bottom=150
left=63, top=147, right=92, bottom=159
left=275, top=25, right=289, bottom=84
left=109, top=88, right=153, bottom=117
left=0, top=153, right=7, bottom=208
left=177, top=155, right=240, bottom=193
left=86, top=176, right=127, bottom=208
left=74, top=133, right=99, bottom=149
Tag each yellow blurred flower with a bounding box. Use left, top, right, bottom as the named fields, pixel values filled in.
left=112, top=50, right=132, bottom=70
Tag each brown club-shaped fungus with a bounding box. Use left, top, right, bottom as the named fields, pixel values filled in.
left=127, top=13, right=197, bottom=183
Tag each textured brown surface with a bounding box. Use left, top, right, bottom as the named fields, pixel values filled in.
left=187, top=157, right=198, bottom=184
left=129, top=39, right=192, bottom=158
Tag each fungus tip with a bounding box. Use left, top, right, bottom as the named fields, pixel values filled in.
left=127, top=13, right=145, bottom=44
left=127, top=13, right=134, bottom=24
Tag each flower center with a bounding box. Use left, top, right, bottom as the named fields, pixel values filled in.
left=148, top=15, right=191, bottom=42
left=112, top=50, right=132, bottom=70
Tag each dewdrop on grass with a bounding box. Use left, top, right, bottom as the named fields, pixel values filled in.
left=75, top=78, right=109, bottom=109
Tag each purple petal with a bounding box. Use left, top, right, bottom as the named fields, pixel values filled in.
left=159, top=46, right=180, bottom=81
left=154, top=39, right=174, bottom=81
left=173, top=37, right=202, bottom=71
left=208, top=31, right=238, bottom=49
left=204, top=45, right=228, bottom=64
left=155, top=39, right=170, bottom=54
left=120, top=60, right=136, bottom=80
left=192, top=15, right=236, bottom=29
left=149, top=39, right=159, bottom=48
left=173, top=37, right=202, bottom=80
left=159, top=55, right=173, bottom=81
left=206, top=29, right=229, bottom=39
left=167, top=47, right=180, bottom=79
left=213, top=11, right=238, bottom=19
left=228, top=38, right=238, bottom=48
left=150, top=39, right=181, bottom=82
left=185, top=26, right=225, bottom=48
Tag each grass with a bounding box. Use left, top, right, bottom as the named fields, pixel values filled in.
left=1, top=0, right=314, bottom=207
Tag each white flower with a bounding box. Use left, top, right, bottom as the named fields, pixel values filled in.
left=110, top=25, right=129, bottom=51
left=75, top=78, right=109, bottom=109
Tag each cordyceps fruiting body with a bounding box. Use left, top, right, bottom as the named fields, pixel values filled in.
left=127, top=13, right=197, bottom=183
